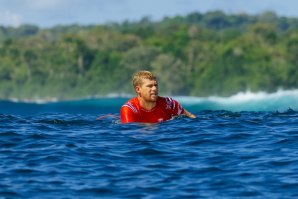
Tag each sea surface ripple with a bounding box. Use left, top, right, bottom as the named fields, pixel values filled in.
left=1, top=110, right=298, bottom=198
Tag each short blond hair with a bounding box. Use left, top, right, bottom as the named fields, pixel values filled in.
left=132, top=70, right=157, bottom=87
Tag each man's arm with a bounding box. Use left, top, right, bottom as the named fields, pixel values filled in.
left=183, top=109, right=196, bottom=118
left=170, top=98, right=196, bottom=119
left=120, top=106, right=136, bottom=123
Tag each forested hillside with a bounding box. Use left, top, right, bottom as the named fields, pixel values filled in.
left=1, top=11, right=298, bottom=99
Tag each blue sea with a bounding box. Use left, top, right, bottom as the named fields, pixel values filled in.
left=1, top=90, right=298, bottom=198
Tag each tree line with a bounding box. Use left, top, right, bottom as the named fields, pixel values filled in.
left=1, top=11, right=298, bottom=99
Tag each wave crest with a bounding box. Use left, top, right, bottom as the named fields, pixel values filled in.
left=1, top=90, right=298, bottom=115
left=176, top=89, right=298, bottom=112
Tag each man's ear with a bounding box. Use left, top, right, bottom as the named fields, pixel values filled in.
left=135, top=86, right=140, bottom=93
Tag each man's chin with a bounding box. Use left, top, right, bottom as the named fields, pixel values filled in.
left=150, top=95, right=158, bottom=101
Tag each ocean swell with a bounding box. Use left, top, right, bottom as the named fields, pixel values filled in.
left=1, top=90, right=298, bottom=115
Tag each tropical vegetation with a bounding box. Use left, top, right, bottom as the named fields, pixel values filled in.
left=1, top=11, right=298, bottom=99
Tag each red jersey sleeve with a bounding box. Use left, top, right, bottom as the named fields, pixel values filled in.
left=120, top=106, right=136, bottom=123
left=164, top=97, right=185, bottom=116
left=172, top=99, right=185, bottom=116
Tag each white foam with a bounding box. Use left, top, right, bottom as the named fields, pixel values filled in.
left=173, top=89, right=298, bottom=111
left=176, top=89, right=298, bottom=103
left=9, top=97, right=59, bottom=104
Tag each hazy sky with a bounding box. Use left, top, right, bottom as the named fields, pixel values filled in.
left=1, top=0, right=298, bottom=27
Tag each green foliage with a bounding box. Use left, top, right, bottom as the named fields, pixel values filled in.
left=1, top=11, right=298, bottom=99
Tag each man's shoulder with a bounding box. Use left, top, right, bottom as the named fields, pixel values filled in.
left=157, top=96, right=177, bottom=109
left=157, top=96, right=171, bottom=102
left=158, top=96, right=184, bottom=114
left=121, top=97, right=139, bottom=113
left=158, top=96, right=175, bottom=104
left=129, top=97, right=138, bottom=103
left=126, top=97, right=139, bottom=107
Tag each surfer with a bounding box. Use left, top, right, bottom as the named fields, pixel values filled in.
left=120, top=70, right=196, bottom=123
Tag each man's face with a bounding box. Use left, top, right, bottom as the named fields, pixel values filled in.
left=136, top=78, right=158, bottom=102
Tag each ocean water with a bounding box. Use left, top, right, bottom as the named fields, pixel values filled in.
left=1, top=90, right=298, bottom=198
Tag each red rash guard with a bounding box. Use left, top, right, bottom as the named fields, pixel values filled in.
left=120, top=97, right=184, bottom=123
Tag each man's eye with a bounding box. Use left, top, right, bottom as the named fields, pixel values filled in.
left=147, top=84, right=158, bottom=88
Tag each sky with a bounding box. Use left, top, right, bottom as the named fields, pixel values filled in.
left=1, top=0, right=298, bottom=28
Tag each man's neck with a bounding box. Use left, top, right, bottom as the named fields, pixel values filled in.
left=137, top=96, right=157, bottom=110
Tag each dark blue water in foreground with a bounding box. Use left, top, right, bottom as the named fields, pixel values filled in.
left=1, top=92, right=298, bottom=198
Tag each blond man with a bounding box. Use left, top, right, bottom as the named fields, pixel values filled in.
left=120, top=70, right=196, bottom=123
